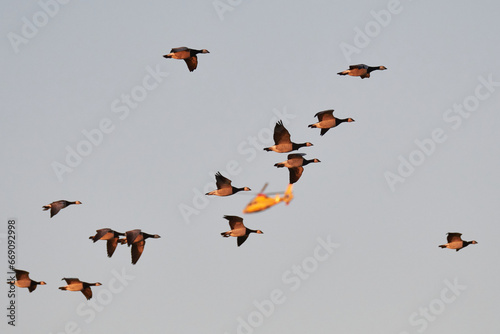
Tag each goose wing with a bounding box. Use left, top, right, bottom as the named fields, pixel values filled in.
left=287, top=153, right=306, bottom=160
left=273, top=120, right=291, bottom=144
left=62, top=278, right=81, bottom=285
left=314, top=110, right=334, bottom=122
left=170, top=46, right=189, bottom=53
left=28, top=282, right=38, bottom=293
left=349, top=64, right=367, bottom=69
left=289, top=166, right=304, bottom=184
left=447, top=233, right=463, bottom=243
left=131, top=240, right=145, bottom=265
left=50, top=201, right=67, bottom=217
left=81, top=286, right=93, bottom=300
left=125, top=229, right=142, bottom=246
left=106, top=238, right=119, bottom=258
left=215, top=172, right=232, bottom=189
left=237, top=235, right=249, bottom=247
left=92, top=228, right=111, bottom=242
left=184, top=56, right=198, bottom=72
left=224, top=215, right=245, bottom=230
left=14, top=269, right=30, bottom=281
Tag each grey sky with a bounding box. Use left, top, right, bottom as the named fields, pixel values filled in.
left=1, top=1, right=499, bottom=333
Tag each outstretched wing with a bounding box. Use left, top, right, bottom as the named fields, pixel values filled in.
left=320, top=128, right=330, bottom=136
left=287, top=153, right=306, bottom=160
left=81, top=287, right=93, bottom=300
left=314, top=110, right=334, bottom=122
left=170, top=47, right=188, bottom=53
left=184, top=56, right=198, bottom=72
left=237, top=235, right=249, bottom=247
left=215, top=172, right=232, bottom=189
left=28, top=282, right=38, bottom=293
left=447, top=233, right=463, bottom=243
left=50, top=201, right=65, bottom=217
left=224, top=215, right=244, bottom=230
left=350, top=64, right=367, bottom=69
left=106, top=238, right=119, bottom=258
left=289, top=166, right=304, bottom=184
left=92, top=228, right=111, bottom=242
left=62, top=278, right=81, bottom=285
left=273, top=120, right=291, bottom=145
left=125, top=229, right=142, bottom=246
left=14, top=269, right=30, bottom=281
left=131, top=240, right=145, bottom=265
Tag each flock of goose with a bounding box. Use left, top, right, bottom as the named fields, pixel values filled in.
left=8, top=199, right=161, bottom=300
left=8, top=48, right=477, bottom=301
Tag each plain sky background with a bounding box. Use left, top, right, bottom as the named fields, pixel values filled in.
left=1, top=1, right=500, bottom=333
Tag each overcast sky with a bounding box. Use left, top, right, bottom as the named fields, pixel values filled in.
left=1, top=1, right=500, bottom=333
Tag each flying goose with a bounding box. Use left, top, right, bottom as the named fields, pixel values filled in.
left=42, top=200, right=82, bottom=218
left=7, top=269, right=46, bottom=292
left=221, top=215, right=263, bottom=247
left=163, top=47, right=209, bottom=72
left=123, top=229, right=161, bottom=264
left=308, top=110, right=355, bottom=136
left=264, top=120, right=313, bottom=153
left=337, top=64, right=387, bottom=79
left=439, top=233, right=477, bottom=252
left=59, top=278, right=101, bottom=300
left=274, top=153, right=321, bottom=184
left=206, top=172, right=251, bottom=196
left=89, top=228, right=125, bottom=258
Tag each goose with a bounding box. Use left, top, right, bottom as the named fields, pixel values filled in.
left=221, top=215, right=263, bottom=247
left=264, top=120, right=313, bottom=153
left=308, top=110, right=355, bottom=136
left=124, top=229, right=161, bottom=264
left=7, top=269, right=46, bottom=292
left=274, top=153, right=320, bottom=184
left=59, top=278, right=101, bottom=300
left=89, top=228, right=125, bottom=258
left=439, top=233, right=477, bottom=252
left=337, top=64, right=387, bottom=79
left=163, top=47, right=209, bottom=72
left=42, top=200, right=82, bottom=218
left=206, top=172, right=251, bottom=196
